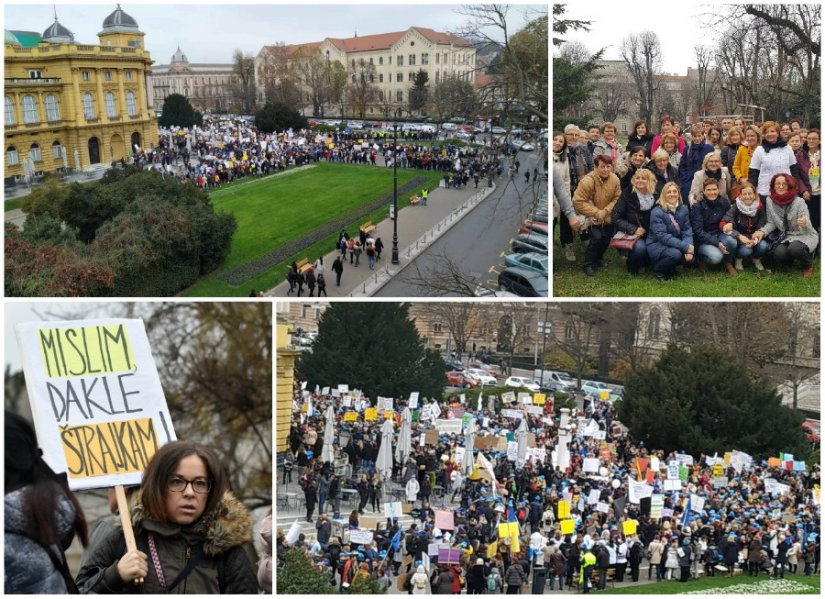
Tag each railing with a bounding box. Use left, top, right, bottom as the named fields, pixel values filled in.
left=5, top=78, right=62, bottom=85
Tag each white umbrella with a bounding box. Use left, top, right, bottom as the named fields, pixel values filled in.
left=376, top=418, right=395, bottom=481
left=395, top=407, right=412, bottom=465
left=321, top=405, right=335, bottom=464
left=516, top=417, right=529, bottom=467
left=461, top=418, right=476, bottom=475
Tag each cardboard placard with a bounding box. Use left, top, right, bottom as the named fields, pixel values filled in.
left=650, top=494, right=664, bottom=519
left=424, top=429, right=439, bottom=445
left=384, top=501, right=403, bottom=519
left=409, top=392, right=419, bottom=409
left=595, top=502, right=609, bottom=513
left=435, top=419, right=463, bottom=435
left=338, top=384, right=349, bottom=393
left=588, top=489, right=601, bottom=505
left=350, top=529, right=373, bottom=544
left=435, top=510, right=454, bottom=530
left=16, top=319, right=176, bottom=490
left=583, top=457, right=600, bottom=473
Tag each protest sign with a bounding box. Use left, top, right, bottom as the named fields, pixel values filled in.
left=338, top=384, right=349, bottom=393
left=321, top=386, right=330, bottom=396
left=662, top=508, right=674, bottom=518
left=713, top=463, right=725, bottom=477
left=384, top=502, right=403, bottom=519
left=438, top=548, right=461, bottom=564
left=518, top=392, right=531, bottom=404
left=365, top=408, right=378, bottom=421
left=623, top=520, right=637, bottom=536
left=498, top=522, right=519, bottom=538
left=678, top=465, right=689, bottom=483
left=690, top=494, right=705, bottom=513
left=558, top=500, right=571, bottom=519
left=428, top=543, right=444, bottom=557
left=767, top=457, right=782, bottom=468
left=409, top=392, right=419, bottom=409
left=501, top=409, right=524, bottom=420
left=628, top=479, right=653, bottom=504
left=593, top=430, right=606, bottom=440
left=350, top=529, right=373, bottom=544
left=527, top=447, right=546, bottom=464
left=675, top=453, right=694, bottom=466
left=331, top=389, right=341, bottom=398
left=16, top=319, right=176, bottom=491
left=650, top=457, right=660, bottom=472
left=435, top=510, right=455, bottom=530
left=595, top=502, right=609, bottom=513
left=501, top=391, right=516, bottom=404
left=424, top=430, right=439, bottom=445
left=560, top=519, right=576, bottom=535
left=588, top=489, right=601, bottom=505
left=650, top=494, right=664, bottom=519
left=435, top=419, right=463, bottom=435
left=525, top=405, right=543, bottom=415
left=507, top=441, right=519, bottom=462
left=667, top=461, right=680, bottom=480
left=342, top=396, right=352, bottom=407
left=343, top=412, right=358, bottom=422
left=583, top=458, right=600, bottom=473
left=664, top=479, right=681, bottom=491
left=285, top=521, right=302, bottom=545
left=533, top=393, right=546, bottom=405
left=712, top=476, right=729, bottom=489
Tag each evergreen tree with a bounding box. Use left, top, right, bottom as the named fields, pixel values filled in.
left=297, top=303, right=446, bottom=400
left=618, top=344, right=810, bottom=460
left=159, top=93, right=201, bottom=128
left=276, top=549, right=336, bottom=594
left=408, top=70, right=429, bottom=114
left=255, top=101, right=308, bottom=133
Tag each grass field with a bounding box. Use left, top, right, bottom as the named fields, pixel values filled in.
left=4, top=198, right=23, bottom=212
left=183, top=162, right=442, bottom=296
left=607, top=572, right=820, bottom=594
left=552, top=229, right=820, bottom=297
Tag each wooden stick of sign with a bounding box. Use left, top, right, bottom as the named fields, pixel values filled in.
left=115, top=485, right=143, bottom=585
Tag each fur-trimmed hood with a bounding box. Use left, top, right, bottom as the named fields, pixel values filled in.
left=120, top=489, right=253, bottom=557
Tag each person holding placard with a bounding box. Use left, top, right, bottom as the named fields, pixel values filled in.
left=75, top=441, right=258, bottom=594
left=5, top=412, right=90, bottom=594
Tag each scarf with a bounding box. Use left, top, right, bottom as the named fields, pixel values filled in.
left=769, top=174, right=798, bottom=206
left=704, top=168, right=721, bottom=180
left=736, top=198, right=759, bottom=217
left=761, top=138, right=787, bottom=154
left=637, top=192, right=655, bottom=211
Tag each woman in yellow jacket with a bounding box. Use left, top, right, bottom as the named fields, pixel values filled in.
left=733, top=126, right=762, bottom=185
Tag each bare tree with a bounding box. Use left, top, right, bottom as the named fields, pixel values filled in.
left=257, top=43, right=304, bottom=109
left=401, top=250, right=485, bottom=297
left=429, top=303, right=481, bottom=357
left=782, top=303, right=819, bottom=410
left=292, top=47, right=347, bottom=117
left=596, top=82, right=630, bottom=124
left=621, top=31, right=662, bottom=125
left=693, top=45, right=720, bottom=118
left=494, top=304, right=535, bottom=374
left=551, top=305, right=608, bottom=388
left=231, top=49, right=257, bottom=113
left=346, top=59, right=379, bottom=119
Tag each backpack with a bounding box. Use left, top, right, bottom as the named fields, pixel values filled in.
left=487, top=575, right=499, bottom=592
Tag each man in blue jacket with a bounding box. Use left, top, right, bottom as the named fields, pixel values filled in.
left=679, top=124, right=714, bottom=203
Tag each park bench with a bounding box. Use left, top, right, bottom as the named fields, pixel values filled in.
left=296, top=258, right=313, bottom=275
left=409, top=195, right=422, bottom=206
left=360, top=220, right=376, bottom=235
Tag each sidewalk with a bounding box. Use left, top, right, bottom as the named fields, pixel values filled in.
left=266, top=179, right=496, bottom=297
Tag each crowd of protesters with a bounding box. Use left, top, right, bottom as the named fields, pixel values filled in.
left=553, top=116, right=820, bottom=280
left=277, top=389, right=820, bottom=593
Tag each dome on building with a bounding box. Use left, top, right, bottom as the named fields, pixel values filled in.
left=42, top=18, right=74, bottom=43
left=171, top=45, right=188, bottom=64
left=102, top=4, right=139, bottom=31
left=5, top=29, right=22, bottom=46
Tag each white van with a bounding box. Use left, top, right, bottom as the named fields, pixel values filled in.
left=441, top=123, right=458, bottom=131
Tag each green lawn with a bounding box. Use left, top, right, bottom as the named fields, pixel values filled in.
left=553, top=229, right=820, bottom=297
left=183, top=163, right=442, bottom=296
left=607, top=572, right=820, bottom=594
left=4, top=198, right=23, bottom=212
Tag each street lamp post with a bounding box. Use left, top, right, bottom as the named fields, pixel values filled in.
left=391, top=108, right=400, bottom=265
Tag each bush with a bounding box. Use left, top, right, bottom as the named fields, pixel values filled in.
left=276, top=549, right=336, bottom=595
left=349, top=575, right=388, bottom=594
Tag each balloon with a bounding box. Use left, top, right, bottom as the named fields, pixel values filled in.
left=612, top=479, right=621, bottom=489
left=599, top=467, right=608, bottom=477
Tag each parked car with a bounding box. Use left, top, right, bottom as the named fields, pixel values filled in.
left=443, top=357, right=465, bottom=372
left=465, top=368, right=497, bottom=386
left=518, top=220, right=550, bottom=236
left=498, top=267, right=548, bottom=297
left=580, top=380, right=611, bottom=396
left=504, top=252, right=548, bottom=277
left=532, top=210, right=549, bottom=224
left=519, top=142, right=535, bottom=151
left=441, top=122, right=458, bottom=131
left=504, top=376, right=541, bottom=392
left=468, top=362, right=500, bottom=378
left=447, top=370, right=478, bottom=388
left=512, top=233, right=549, bottom=254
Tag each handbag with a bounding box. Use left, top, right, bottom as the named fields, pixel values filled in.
left=766, top=229, right=788, bottom=253
left=609, top=213, right=643, bottom=251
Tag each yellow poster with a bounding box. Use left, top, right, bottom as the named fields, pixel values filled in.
left=600, top=390, right=610, bottom=400
left=623, top=520, right=637, bottom=536
left=384, top=410, right=394, bottom=420
left=558, top=500, right=571, bottom=519
left=487, top=542, right=498, bottom=558
left=560, top=519, right=575, bottom=535
left=533, top=393, right=546, bottom=405
left=343, top=412, right=358, bottom=422
left=713, top=464, right=724, bottom=477
left=724, top=452, right=732, bottom=465
left=365, top=408, right=378, bottom=421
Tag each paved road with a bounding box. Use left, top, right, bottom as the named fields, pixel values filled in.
left=376, top=150, right=547, bottom=297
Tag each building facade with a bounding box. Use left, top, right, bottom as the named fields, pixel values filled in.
left=256, top=27, right=476, bottom=116
left=148, top=46, right=237, bottom=112
left=4, top=6, right=158, bottom=182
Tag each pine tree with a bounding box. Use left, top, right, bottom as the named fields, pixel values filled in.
left=297, top=303, right=446, bottom=400
left=276, top=549, right=337, bottom=594
left=159, top=93, right=201, bottom=128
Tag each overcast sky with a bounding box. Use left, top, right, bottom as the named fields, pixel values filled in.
left=6, top=2, right=544, bottom=65
left=557, top=3, right=725, bottom=74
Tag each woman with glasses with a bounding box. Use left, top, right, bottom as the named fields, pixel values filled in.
left=76, top=441, right=258, bottom=593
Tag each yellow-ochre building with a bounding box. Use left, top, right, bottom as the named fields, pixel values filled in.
left=4, top=5, right=158, bottom=183
left=276, top=316, right=301, bottom=453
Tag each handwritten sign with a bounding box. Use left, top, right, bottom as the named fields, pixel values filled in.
left=533, top=393, right=546, bottom=405
left=583, top=457, right=600, bottom=473
left=343, top=411, right=358, bottom=422
left=409, top=392, right=419, bottom=409
left=595, top=502, right=609, bottom=513
left=650, top=494, right=664, bottom=519
left=364, top=407, right=378, bottom=421
left=435, top=510, right=455, bottom=530
left=384, top=501, right=403, bottom=519
left=438, top=548, right=461, bottom=563
left=16, top=319, right=176, bottom=490
left=350, top=529, right=373, bottom=544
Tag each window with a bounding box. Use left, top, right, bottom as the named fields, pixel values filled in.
left=369, top=57, right=373, bottom=64
left=379, top=56, right=383, bottom=65
left=44, top=94, right=60, bottom=121
left=82, top=93, right=95, bottom=119
left=4, top=96, right=15, bottom=126
left=125, top=71, right=133, bottom=81
left=433, top=322, right=443, bottom=333
left=82, top=71, right=90, bottom=81
left=565, top=322, right=575, bottom=340
left=396, top=90, right=403, bottom=102
left=7, top=146, right=18, bottom=165
left=352, top=74, right=356, bottom=84
left=369, top=73, right=374, bottom=83
left=105, top=92, right=117, bottom=117
left=409, top=54, right=416, bottom=66
left=422, top=53, right=429, bottom=65
left=30, top=143, right=41, bottom=162
left=378, top=74, right=383, bottom=83
left=435, top=72, right=439, bottom=83
left=378, top=90, right=384, bottom=101
left=647, top=309, right=661, bottom=339
left=396, top=73, right=403, bottom=82
left=52, top=141, right=62, bottom=159
left=21, top=94, right=38, bottom=123
left=409, top=73, right=414, bottom=82
left=104, top=71, right=112, bottom=81
left=396, top=55, right=403, bottom=66
left=29, top=69, right=43, bottom=79
left=126, top=91, right=137, bottom=116
left=351, top=59, right=355, bottom=68
left=436, top=53, right=440, bottom=65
